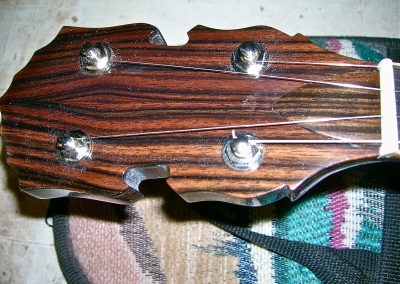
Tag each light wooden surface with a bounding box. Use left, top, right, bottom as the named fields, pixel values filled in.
left=0, top=1, right=398, bottom=283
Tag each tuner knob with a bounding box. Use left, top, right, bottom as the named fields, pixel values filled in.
left=232, top=41, right=268, bottom=77
left=80, top=43, right=111, bottom=72
left=222, top=131, right=264, bottom=171
left=57, top=131, right=92, bottom=163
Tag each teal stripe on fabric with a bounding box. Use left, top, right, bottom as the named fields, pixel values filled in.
left=351, top=40, right=384, bottom=62
left=354, top=219, right=383, bottom=253
left=274, top=194, right=333, bottom=284
left=274, top=195, right=333, bottom=244
left=308, top=37, right=329, bottom=49
left=274, top=254, right=321, bottom=284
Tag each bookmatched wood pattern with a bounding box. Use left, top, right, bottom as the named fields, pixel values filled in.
left=0, top=24, right=389, bottom=205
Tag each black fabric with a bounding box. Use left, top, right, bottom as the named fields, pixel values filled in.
left=206, top=188, right=400, bottom=284
left=379, top=38, right=400, bottom=62
left=379, top=190, right=400, bottom=283
left=211, top=222, right=378, bottom=284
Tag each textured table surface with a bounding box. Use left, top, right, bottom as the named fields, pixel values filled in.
left=0, top=1, right=399, bottom=283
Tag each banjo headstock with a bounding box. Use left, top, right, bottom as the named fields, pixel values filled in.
left=0, top=24, right=389, bottom=206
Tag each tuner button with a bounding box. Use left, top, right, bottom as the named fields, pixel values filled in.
left=232, top=41, right=268, bottom=77
left=222, top=132, right=264, bottom=171
left=231, top=136, right=253, bottom=159
left=57, top=131, right=92, bottom=163
left=80, top=43, right=111, bottom=72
